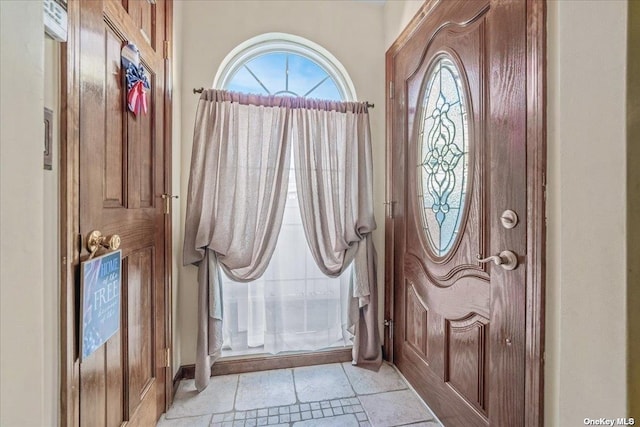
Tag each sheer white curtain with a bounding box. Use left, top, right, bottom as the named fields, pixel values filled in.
left=221, top=164, right=353, bottom=356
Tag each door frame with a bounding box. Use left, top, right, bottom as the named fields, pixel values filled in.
left=59, top=1, right=174, bottom=425
left=383, top=0, right=546, bottom=425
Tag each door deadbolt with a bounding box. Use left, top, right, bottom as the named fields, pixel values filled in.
left=500, top=210, right=519, bottom=229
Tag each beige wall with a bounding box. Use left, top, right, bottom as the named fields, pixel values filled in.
left=43, top=37, right=61, bottom=425
left=627, top=0, right=640, bottom=416
left=176, top=0, right=386, bottom=365
left=383, top=0, right=424, bottom=49
left=0, top=1, right=48, bottom=426
left=172, top=0, right=184, bottom=378
left=546, top=0, right=628, bottom=424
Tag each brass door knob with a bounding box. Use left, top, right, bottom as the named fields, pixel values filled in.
left=87, top=230, right=121, bottom=254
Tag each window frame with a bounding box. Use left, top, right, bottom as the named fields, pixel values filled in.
left=212, top=32, right=357, bottom=101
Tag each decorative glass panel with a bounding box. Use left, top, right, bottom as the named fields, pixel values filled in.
left=418, top=56, right=470, bottom=257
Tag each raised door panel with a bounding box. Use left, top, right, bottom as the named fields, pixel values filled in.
left=126, top=248, right=156, bottom=418
left=106, top=329, right=124, bottom=427
left=127, top=63, right=156, bottom=210
left=445, top=313, right=488, bottom=415
left=105, top=27, right=126, bottom=208
left=140, top=1, right=155, bottom=47
left=119, top=0, right=165, bottom=53
left=405, top=285, right=428, bottom=358
left=119, top=0, right=158, bottom=52
left=80, top=346, right=107, bottom=427
left=138, top=71, right=154, bottom=208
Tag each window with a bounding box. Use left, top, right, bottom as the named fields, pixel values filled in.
left=226, top=52, right=341, bottom=100
left=215, top=33, right=357, bottom=356
left=213, top=32, right=356, bottom=101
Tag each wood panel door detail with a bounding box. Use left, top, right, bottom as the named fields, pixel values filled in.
left=386, top=1, right=545, bottom=426
left=62, top=1, right=173, bottom=426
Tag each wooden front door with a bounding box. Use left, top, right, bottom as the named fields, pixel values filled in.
left=62, top=0, right=173, bottom=426
left=386, top=0, right=544, bottom=426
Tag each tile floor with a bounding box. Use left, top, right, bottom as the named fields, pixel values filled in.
left=158, top=362, right=443, bottom=427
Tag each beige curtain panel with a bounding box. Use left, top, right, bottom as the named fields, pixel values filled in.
left=184, top=89, right=380, bottom=392
left=291, top=105, right=381, bottom=367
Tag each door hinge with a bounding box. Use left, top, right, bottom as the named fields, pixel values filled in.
left=384, top=319, right=394, bottom=341
left=388, top=81, right=394, bottom=99
left=161, top=193, right=179, bottom=215
left=163, top=40, right=170, bottom=60
left=383, top=200, right=396, bottom=219
left=164, top=348, right=171, bottom=368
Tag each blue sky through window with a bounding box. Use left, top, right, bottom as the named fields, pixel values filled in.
left=225, top=52, right=342, bottom=101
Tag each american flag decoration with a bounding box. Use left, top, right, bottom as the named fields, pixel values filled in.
left=121, top=43, right=150, bottom=115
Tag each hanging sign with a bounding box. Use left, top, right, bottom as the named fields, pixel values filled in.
left=80, top=250, right=122, bottom=360
left=121, top=43, right=150, bottom=116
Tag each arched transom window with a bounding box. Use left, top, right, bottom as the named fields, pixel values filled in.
left=213, top=32, right=356, bottom=101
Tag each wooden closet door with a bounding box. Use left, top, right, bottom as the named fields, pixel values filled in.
left=69, top=0, right=172, bottom=425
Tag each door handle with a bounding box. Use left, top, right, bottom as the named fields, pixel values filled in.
left=476, top=250, right=518, bottom=270
left=86, top=230, right=121, bottom=258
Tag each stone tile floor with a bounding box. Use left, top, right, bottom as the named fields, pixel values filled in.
left=158, top=362, right=443, bottom=427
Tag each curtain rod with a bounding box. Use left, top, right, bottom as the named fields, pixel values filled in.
left=192, top=87, right=375, bottom=109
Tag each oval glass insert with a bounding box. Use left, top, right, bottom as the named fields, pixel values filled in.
left=417, top=56, right=470, bottom=257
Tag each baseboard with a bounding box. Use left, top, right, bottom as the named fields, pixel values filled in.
left=172, top=365, right=185, bottom=399
left=174, top=347, right=353, bottom=384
